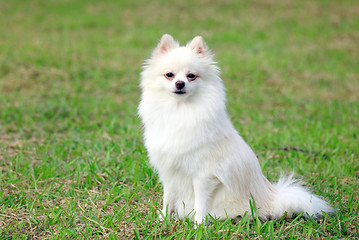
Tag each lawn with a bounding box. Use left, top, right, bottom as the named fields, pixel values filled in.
left=0, top=0, right=358, bottom=239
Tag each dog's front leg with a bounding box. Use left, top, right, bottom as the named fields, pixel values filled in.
left=193, top=176, right=219, bottom=225
left=160, top=184, right=176, bottom=220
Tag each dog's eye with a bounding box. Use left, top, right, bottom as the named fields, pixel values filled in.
left=187, top=73, right=197, bottom=81
left=165, top=72, right=175, bottom=80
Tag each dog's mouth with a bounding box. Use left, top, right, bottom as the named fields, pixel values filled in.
left=174, top=90, right=186, bottom=95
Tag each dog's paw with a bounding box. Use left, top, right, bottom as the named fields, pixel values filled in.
left=157, top=208, right=175, bottom=222
left=194, top=220, right=206, bottom=229
left=156, top=209, right=165, bottom=222
left=194, top=216, right=207, bottom=228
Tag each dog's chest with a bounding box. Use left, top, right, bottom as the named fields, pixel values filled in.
left=144, top=113, right=216, bottom=173
left=145, top=115, right=207, bottom=154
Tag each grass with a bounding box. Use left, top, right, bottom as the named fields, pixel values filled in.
left=0, top=0, right=358, bottom=238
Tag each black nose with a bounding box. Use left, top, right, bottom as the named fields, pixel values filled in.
left=175, top=81, right=185, bottom=89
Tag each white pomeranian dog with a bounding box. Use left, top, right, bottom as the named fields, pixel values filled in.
left=138, top=34, right=334, bottom=224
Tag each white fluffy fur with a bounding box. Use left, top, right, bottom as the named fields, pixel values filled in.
left=138, top=34, right=334, bottom=224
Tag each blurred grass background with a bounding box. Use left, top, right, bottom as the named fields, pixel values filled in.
left=0, top=0, right=358, bottom=238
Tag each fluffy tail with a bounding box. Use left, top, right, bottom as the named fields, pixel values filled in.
left=270, top=176, right=334, bottom=219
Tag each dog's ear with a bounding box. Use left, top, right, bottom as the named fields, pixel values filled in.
left=154, top=34, right=178, bottom=56
left=187, top=36, right=208, bottom=55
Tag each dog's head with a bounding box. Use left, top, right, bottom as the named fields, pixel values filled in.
left=141, top=34, right=221, bottom=99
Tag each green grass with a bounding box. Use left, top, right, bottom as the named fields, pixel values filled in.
left=0, top=0, right=358, bottom=238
